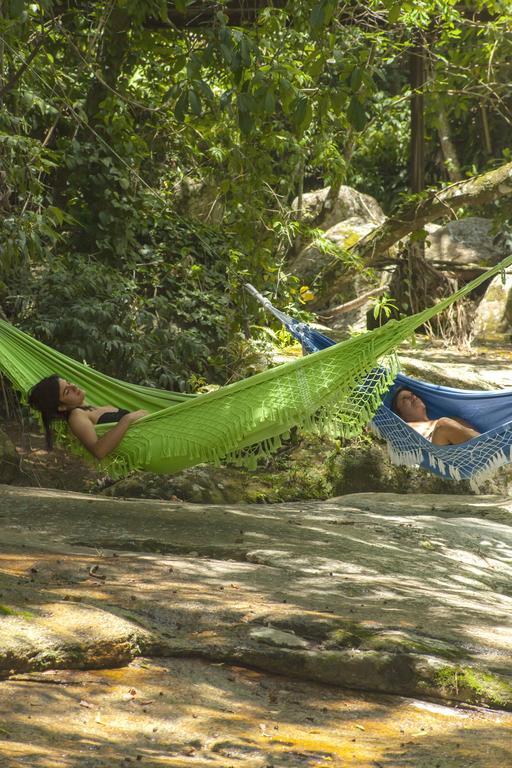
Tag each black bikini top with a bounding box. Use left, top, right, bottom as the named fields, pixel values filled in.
left=96, top=408, right=130, bottom=425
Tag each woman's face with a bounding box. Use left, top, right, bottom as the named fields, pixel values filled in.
left=394, top=389, right=427, bottom=422
left=58, top=378, right=85, bottom=410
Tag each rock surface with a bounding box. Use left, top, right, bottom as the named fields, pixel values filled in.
left=174, top=175, right=224, bottom=222
left=1, top=485, right=511, bottom=710
left=3, top=659, right=511, bottom=768
left=2, top=483, right=512, bottom=766
left=291, top=216, right=376, bottom=282
left=291, top=185, right=385, bottom=232
left=473, top=271, right=512, bottom=342
left=424, top=217, right=504, bottom=267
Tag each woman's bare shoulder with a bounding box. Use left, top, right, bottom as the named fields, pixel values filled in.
left=68, top=407, right=94, bottom=423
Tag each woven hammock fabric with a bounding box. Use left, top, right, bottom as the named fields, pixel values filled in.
left=248, top=257, right=512, bottom=488
left=371, top=374, right=512, bottom=489
left=1, top=253, right=511, bottom=477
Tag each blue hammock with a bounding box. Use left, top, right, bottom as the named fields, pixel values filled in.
left=246, top=284, right=512, bottom=488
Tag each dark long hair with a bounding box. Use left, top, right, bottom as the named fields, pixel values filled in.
left=28, top=374, right=68, bottom=450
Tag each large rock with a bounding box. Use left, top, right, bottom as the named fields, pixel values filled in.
left=289, top=188, right=387, bottom=320
left=291, top=185, right=385, bottom=231
left=174, top=176, right=224, bottom=223
left=291, top=216, right=376, bottom=286
left=3, top=659, right=511, bottom=767
left=473, top=270, right=512, bottom=342
left=0, top=602, right=151, bottom=675
left=289, top=214, right=392, bottom=333
left=1, top=485, right=512, bottom=710
left=424, top=217, right=503, bottom=267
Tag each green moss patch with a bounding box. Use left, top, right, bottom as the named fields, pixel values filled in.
left=435, top=665, right=512, bottom=709
left=0, top=604, right=34, bottom=620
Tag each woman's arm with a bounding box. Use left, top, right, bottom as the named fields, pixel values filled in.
left=432, top=417, right=480, bottom=446
left=68, top=409, right=148, bottom=460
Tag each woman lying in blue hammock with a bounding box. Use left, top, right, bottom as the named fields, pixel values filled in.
left=392, top=387, right=480, bottom=446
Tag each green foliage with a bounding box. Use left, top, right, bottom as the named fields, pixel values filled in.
left=0, top=0, right=511, bottom=388
left=9, top=220, right=234, bottom=389
left=371, top=294, right=400, bottom=324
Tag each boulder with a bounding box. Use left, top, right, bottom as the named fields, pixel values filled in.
left=104, top=464, right=251, bottom=504
left=175, top=176, right=224, bottom=223
left=291, top=185, right=385, bottom=231
left=289, top=216, right=392, bottom=333
left=3, top=485, right=512, bottom=711
left=473, top=271, right=512, bottom=342
left=291, top=216, right=376, bottom=286
left=424, top=217, right=503, bottom=267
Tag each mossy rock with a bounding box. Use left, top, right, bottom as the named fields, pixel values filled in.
left=104, top=433, right=337, bottom=504
left=323, top=625, right=373, bottom=650
left=361, top=630, right=462, bottom=660
left=103, top=429, right=509, bottom=503
left=433, top=665, right=512, bottom=709
left=325, top=440, right=475, bottom=496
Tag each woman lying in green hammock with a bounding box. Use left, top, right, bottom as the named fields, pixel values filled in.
left=28, top=375, right=148, bottom=459
left=392, top=387, right=480, bottom=445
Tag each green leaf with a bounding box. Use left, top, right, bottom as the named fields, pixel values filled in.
left=174, top=90, right=189, bottom=121
left=410, top=228, right=428, bottom=242
left=47, top=205, right=64, bottom=225
left=196, top=80, right=214, bottom=102
left=308, top=56, right=324, bottom=78
left=310, top=0, right=336, bottom=33
left=347, top=95, right=367, bottom=131
left=240, top=37, right=251, bottom=67
left=264, top=89, right=276, bottom=115
left=188, top=89, right=202, bottom=116
left=350, top=67, right=363, bottom=92
left=323, top=0, right=337, bottom=26
left=292, top=95, right=312, bottom=132
left=8, top=0, right=25, bottom=18
left=310, top=3, right=325, bottom=31
left=220, top=43, right=233, bottom=65
left=174, top=0, right=186, bottom=13
left=388, top=3, right=401, bottom=23
left=238, top=109, right=253, bottom=135
left=330, top=89, right=346, bottom=113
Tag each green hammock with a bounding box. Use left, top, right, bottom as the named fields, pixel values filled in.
left=1, top=254, right=511, bottom=477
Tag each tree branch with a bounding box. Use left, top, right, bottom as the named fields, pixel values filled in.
left=0, top=34, right=46, bottom=97
left=318, top=285, right=387, bottom=319
left=352, top=160, right=512, bottom=265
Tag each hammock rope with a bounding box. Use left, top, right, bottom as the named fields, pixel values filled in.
left=1, top=253, right=511, bottom=477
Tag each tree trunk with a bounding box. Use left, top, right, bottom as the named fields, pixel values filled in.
left=410, top=37, right=425, bottom=195
left=84, top=6, right=132, bottom=126
left=480, top=104, right=493, bottom=156
left=0, top=1, right=3, bottom=107
left=437, top=109, right=462, bottom=181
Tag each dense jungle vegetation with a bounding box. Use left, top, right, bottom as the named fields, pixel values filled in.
left=1, top=0, right=511, bottom=391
